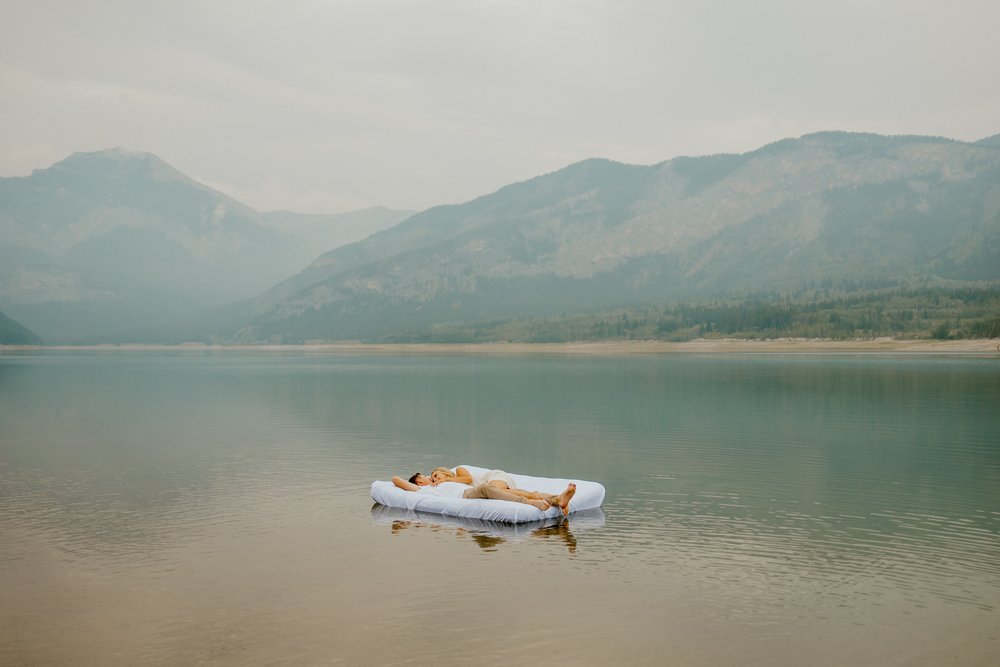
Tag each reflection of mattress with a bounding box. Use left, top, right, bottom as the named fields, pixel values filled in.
left=370, top=465, right=606, bottom=524
left=370, top=505, right=607, bottom=538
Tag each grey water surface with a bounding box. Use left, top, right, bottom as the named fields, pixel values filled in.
left=1, top=351, right=998, bottom=665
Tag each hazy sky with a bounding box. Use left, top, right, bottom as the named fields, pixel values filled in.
left=2, top=0, right=999, bottom=214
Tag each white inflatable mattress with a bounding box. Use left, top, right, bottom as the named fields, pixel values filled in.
left=370, top=465, right=606, bottom=524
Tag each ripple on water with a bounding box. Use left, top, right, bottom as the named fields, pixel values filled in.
left=585, top=473, right=1000, bottom=619
left=2, top=352, right=999, bottom=664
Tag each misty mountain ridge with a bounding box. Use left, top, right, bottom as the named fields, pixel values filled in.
left=975, top=133, right=1000, bottom=148
left=225, top=131, right=1000, bottom=343
left=0, top=148, right=413, bottom=342
left=2, top=131, right=998, bottom=344
left=0, top=308, right=42, bottom=345
left=6, top=147, right=271, bottom=260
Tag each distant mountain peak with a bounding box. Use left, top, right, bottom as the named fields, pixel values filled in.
left=83, top=146, right=148, bottom=159
left=43, top=147, right=186, bottom=181
left=54, top=146, right=160, bottom=166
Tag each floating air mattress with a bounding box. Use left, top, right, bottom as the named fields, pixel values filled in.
left=370, top=465, right=606, bottom=524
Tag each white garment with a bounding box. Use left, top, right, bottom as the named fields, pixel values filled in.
left=471, top=469, right=517, bottom=489
left=416, top=482, right=466, bottom=498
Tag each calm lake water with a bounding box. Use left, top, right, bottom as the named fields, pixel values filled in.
left=1, top=350, right=998, bottom=665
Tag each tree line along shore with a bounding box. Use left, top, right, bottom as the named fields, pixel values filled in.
left=380, top=287, right=1000, bottom=345
left=2, top=287, right=998, bottom=348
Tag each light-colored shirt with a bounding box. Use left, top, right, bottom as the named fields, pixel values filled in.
left=416, top=482, right=466, bottom=498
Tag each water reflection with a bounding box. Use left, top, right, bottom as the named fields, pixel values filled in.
left=371, top=505, right=606, bottom=554
left=2, top=351, right=999, bottom=665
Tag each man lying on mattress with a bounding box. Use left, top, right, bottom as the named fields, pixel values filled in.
left=391, top=465, right=576, bottom=515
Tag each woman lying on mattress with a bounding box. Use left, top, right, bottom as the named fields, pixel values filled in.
left=391, top=466, right=576, bottom=515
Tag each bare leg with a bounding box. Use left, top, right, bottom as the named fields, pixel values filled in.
left=487, top=481, right=564, bottom=507
left=489, top=481, right=547, bottom=501
left=556, top=483, right=576, bottom=516
left=483, top=480, right=575, bottom=514
left=464, top=483, right=550, bottom=511
left=485, top=480, right=576, bottom=513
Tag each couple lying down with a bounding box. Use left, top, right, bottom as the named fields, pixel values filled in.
left=391, top=466, right=576, bottom=515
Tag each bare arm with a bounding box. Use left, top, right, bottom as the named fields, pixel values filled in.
left=392, top=476, right=420, bottom=492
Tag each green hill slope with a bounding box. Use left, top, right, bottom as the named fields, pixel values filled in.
left=223, top=132, right=1000, bottom=343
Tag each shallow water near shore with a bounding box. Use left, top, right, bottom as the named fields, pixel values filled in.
left=1, top=350, right=998, bottom=665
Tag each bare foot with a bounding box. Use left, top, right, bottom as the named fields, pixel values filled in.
left=557, top=483, right=576, bottom=516
left=527, top=498, right=551, bottom=511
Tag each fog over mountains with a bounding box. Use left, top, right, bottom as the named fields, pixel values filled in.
left=226, top=131, right=1000, bottom=343
left=0, top=149, right=412, bottom=343
left=2, top=132, right=998, bottom=344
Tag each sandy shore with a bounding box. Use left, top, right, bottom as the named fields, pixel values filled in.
left=3, top=338, right=999, bottom=355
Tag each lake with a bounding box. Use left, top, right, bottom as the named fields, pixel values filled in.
left=1, top=350, right=998, bottom=665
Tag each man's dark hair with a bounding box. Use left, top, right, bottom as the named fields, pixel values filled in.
left=408, top=472, right=422, bottom=484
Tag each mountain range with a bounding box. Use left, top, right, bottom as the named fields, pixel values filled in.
left=0, top=149, right=412, bottom=343
left=222, top=131, right=1000, bottom=343
left=2, top=132, right=998, bottom=344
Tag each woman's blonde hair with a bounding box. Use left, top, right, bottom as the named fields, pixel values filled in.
left=431, top=466, right=455, bottom=478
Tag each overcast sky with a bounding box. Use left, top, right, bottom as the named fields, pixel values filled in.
left=2, top=0, right=999, bottom=214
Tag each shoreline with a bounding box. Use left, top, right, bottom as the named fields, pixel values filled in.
left=3, top=338, right=999, bottom=355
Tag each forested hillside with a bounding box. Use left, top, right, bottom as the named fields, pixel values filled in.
left=381, top=288, right=1000, bottom=343
left=221, top=132, right=1000, bottom=343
